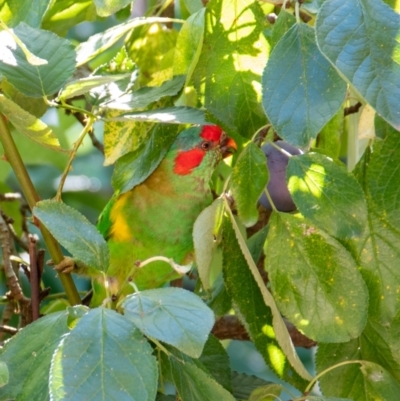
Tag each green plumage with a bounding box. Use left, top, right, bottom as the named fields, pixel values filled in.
left=94, top=126, right=228, bottom=303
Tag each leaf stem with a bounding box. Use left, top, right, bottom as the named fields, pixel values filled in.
left=304, top=359, right=364, bottom=393
left=44, top=97, right=96, bottom=119
left=55, top=115, right=95, bottom=200
left=0, top=116, right=81, bottom=305
left=295, top=1, right=301, bottom=24
left=264, top=188, right=278, bottom=212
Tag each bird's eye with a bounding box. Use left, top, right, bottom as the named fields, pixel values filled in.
left=201, top=141, right=211, bottom=151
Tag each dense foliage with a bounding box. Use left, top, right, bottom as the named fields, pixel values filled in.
left=0, top=0, right=400, bottom=400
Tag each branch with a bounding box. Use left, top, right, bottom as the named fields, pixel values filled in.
left=0, top=210, right=31, bottom=324
left=212, top=315, right=317, bottom=348
left=0, top=116, right=81, bottom=306
left=28, top=236, right=40, bottom=321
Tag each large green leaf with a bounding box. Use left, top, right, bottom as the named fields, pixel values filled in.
left=287, top=152, right=367, bottom=239
left=352, top=127, right=400, bottom=323
left=366, top=126, right=400, bottom=221
left=76, top=17, right=177, bottom=66
left=33, top=200, right=109, bottom=271
left=0, top=23, right=76, bottom=97
left=103, top=109, right=148, bottom=166
left=58, top=74, right=132, bottom=101
left=173, top=8, right=205, bottom=103
left=0, top=311, right=69, bottom=401
left=193, top=0, right=268, bottom=137
left=199, top=335, right=232, bottom=392
left=93, top=0, right=132, bottom=17
left=167, top=349, right=236, bottom=401
left=317, top=343, right=400, bottom=400
left=111, top=123, right=179, bottom=193
left=103, top=75, right=186, bottom=110
left=193, top=198, right=224, bottom=290
left=231, top=372, right=279, bottom=401
left=221, top=212, right=311, bottom=388
left=123, top=288, right=214, bottom=358
left=0, top=0, right=51, bottom=28
left=262, top=23, right=347, bottom=147
left=0, top=95, right=60, bottom=150
left=108, top=107, right=207, bottom=125
left=42, top=0, right=96, bottom=36
left=231, top=142, right=269, bottom=227
left=49, top=308, right=157, bottom=401
left=316, top=0, right=400, bottom=130
left=264, top=212, right=368, bottom=342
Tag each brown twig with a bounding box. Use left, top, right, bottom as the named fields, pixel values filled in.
left=29, top=236, right=40, bottom=321
left=0, top=302, right=16, bottom=341
left=212, top=315, right=317, bottom=348
left=0, top=192, right=22, bottom=201
left=0, top=210, right=31, bottom=325
left=0, top=325, right=18, bottom=335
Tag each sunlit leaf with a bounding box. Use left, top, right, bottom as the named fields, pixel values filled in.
left=316, top=0, right=400, bottom=130
left=263, top=23, right=346, bottom=147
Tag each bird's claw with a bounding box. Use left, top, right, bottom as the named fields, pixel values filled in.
left=47, top=256, right=76, bottom=274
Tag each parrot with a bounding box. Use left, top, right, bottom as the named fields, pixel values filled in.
left=56, top=125, right=236, bottom=304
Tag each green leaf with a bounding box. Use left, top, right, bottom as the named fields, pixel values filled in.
left=316, top=107, right=344, bottom=159
left=41, top=0, right=96, bottom=36
left=193, top=197, right=224, bottom=290
left=168, top=350, right=237, bottom=401
left=76, top=17, right=177, bottom=66
left=0, top=95, right=60, bottom=150
left=316, top=0, right=400, bottom=130
left=49, top=308, right=157, bottom=401
left=58, top=74, right=132, bottom=101
left=103, top=75, right=186, bottom=110
left=93, top=0, right=132, bottom=17
left=231, top=142, right=269, bottom=227
left=353, top=128, right=400, bottom=322
left=112, top=123, right=179, bottom=193
left=317, top=349, right=400, bottom=401
left=231, top=372, right=276, bottom=401
left=0, top=23, right=76, bottom=97
left=0, top=361, right=9, bottom=388
left=248, top=383, right=282, bottom=401
left=366, top=127, right=400, bottom=220
left=222, top=210, right=311, bottom=387
left=193, top=0, right=268, bottom=137
left=287, top=152, right=367, bottom=239
left=262, top=23, right=347, bottom=147
left=0, top=311, right=69, bottom=401
left=33, top=200, right=109, bottom=271
left=174, top=9, right=204, bottom=76
left=173, top=8, right=205, bottom=104
left=108, top=106, right=207, bottom=125
left=264, top=212, right=369, bottom=342
left=123, top=287, right=215, bottom=358
left=0, top=0, right=51, bottom=28
left=199, top=335, right=232, bottom=392
left=270, top=10, right=296, bottom=48
left=103, top=109, right=148, bottom=166
left=0, top=80, right=48, bottom=117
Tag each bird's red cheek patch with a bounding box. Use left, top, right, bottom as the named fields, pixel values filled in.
left=174, top=148, right=205, bottom=175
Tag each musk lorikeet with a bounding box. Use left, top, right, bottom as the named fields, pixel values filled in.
left=57, top=125, right=236, bottom=304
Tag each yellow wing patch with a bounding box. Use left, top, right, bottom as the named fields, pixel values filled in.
left=109, top=193, right=133, bottom=242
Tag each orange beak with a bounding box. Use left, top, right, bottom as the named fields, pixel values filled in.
left=220, top=133, right=237, bottom=158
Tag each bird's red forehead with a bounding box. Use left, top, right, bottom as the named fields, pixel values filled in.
left=200, top=125, right=223, bottom=142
